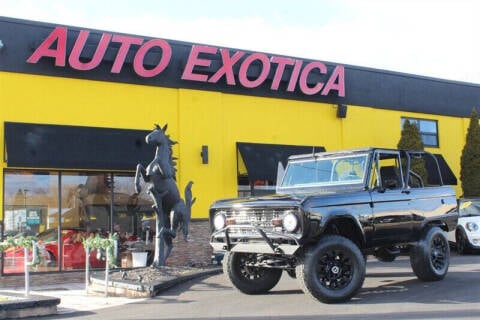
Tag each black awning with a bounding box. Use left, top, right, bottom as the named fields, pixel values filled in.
left=425, top=153, right=457, bottom=185
left=4, top=122, right=155, bottom=170
left=237, top=142, right=326, bottom=182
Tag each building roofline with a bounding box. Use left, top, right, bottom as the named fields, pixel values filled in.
left=0, top=16, right=479, bottom=118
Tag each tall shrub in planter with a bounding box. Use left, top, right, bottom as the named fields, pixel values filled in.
left=398, top=119, right=428, bottom=183
left=460, top=108, right=480, bottom=197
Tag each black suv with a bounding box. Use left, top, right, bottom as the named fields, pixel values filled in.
left=210, top=148, right=458, bottom=303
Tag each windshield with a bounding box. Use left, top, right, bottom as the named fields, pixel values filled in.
left=459, top=200, right=480, bottom=217
left=280, top=154, right=369, bottom=189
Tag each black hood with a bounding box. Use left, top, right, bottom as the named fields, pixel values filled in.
left=210, top=193, right=306, bottom=210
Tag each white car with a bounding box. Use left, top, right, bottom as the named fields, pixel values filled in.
left=448, top=199, right=480, bottom=254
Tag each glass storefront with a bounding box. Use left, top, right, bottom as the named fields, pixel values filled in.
left=2, top=170, right=154, bottom=274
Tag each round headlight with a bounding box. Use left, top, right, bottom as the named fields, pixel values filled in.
left=282, top=213, right=299, bottom=232
left=213, top=213, right=226, bottom=230
left=466, top=222, right=479, bottom=232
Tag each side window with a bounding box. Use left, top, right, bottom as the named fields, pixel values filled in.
left=375, top=152, right=404, bottom=190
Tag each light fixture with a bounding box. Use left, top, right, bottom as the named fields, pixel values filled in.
left=201, top=145, right=209, bottom=164
left=337, top=104, right=347, bottom=118
left=0, top=40, right=4, bottom=50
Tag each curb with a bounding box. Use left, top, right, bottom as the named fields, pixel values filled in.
left=89, top=267, right=222, bottom=298
left=0, top=291, right=60, bottom=319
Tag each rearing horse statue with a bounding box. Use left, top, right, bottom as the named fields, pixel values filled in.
left=134, top=124, right=195, bottom=267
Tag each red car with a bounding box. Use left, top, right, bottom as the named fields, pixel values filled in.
left=3, top=228, right=106, bottom=274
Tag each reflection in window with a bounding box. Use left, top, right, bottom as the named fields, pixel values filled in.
left=401, top=117, right=439, bottom=147
left=61, top=172, right=111, bottom=232
left=112, top=174, right=155, bottom=256
left=3, top=171, right=59, bottom=273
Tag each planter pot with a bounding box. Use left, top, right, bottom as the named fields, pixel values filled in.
left=131, top=252, right=148, bottom=267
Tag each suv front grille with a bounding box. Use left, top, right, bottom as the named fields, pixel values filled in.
left=218, top=207, right=300, bottom=232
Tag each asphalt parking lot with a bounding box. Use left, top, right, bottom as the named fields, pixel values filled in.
left=68, top=251, right=480, bottom=320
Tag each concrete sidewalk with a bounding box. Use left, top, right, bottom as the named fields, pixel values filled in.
left=0, top=266, right=222, bottom=317
left=1, top=282, right=146, bottom=316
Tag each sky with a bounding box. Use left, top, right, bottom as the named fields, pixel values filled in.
left=2, top=0, right=480, bottom=84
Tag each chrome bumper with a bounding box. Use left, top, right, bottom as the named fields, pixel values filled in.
left=210, top=225, right=300, bottom=255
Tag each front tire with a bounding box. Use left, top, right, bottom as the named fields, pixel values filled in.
left=410, top=227, right=450, bottom=281
left=223, top=251, right=282, bottom=295
left=296, top=235, right=366, bottom=303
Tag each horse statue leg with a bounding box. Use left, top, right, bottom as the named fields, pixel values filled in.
left=163, top=230, right=173, bottom=263
left=163, top=192, right=196, bottom=264
left=134, top=163, right=148, bottom=194
left=150, top=190, right=169, bottom=268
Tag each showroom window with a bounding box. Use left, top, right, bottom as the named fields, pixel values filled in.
left=2, top=170, right=154, bottom=274
left=401, top=117, right=439, bottom=147
left=3, top=171, right=59, bottom=273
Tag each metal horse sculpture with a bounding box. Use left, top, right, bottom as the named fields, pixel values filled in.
left=134, top=124, right=195, bottom=267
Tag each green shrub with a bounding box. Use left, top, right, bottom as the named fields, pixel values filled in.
left=460, top=108, right=480, bottom=197
left=398, top=119, right=428, bottom=183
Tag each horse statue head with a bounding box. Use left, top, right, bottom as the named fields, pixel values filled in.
left=145, top=124, right=177, bottom=179
left=146, top=124, right=170, bottom=146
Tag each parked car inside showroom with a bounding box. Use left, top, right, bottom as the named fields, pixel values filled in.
left=3, top=228, right=106, bottom=274
left=448, top=199, right=480, bottom=253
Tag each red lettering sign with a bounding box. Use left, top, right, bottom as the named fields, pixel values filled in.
left=28, top=27, right=172, bottom=78
left=111, top=35, right=143, bottom=73
left=26, top=26, right=346, bottom=98
left=133, top=39, right=172, bottom=77
left=68, top=30, right=111, bottom=71
left=270, top=57, right=295, bottom=90
left=238, top=53, right=270, bottom=88
left=181, top=45, right=217, bottom=82
left=322, top=65, right=345, bottom=97
left=299, top=61, right=327, bottom=95
left=287, top=60, right=303, bottom=92
left=27, top=26, right=67, bottom=66
left=208, top=49, right=244, bottom=85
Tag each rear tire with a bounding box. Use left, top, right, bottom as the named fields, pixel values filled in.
left=296, top=235, right=366, bottom=303
left=410, top=227, right=449, bottom=281
left=223, top=251, right=282, bottom=295
left=456, top=228, right=471, bottom=254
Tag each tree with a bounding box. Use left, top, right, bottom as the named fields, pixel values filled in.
left=460, top=108, right=480, bottom=197
left=397, top=119, right=428, bottom=183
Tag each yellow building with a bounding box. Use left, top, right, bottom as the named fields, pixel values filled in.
left=0, top=17, right=479, bottom=273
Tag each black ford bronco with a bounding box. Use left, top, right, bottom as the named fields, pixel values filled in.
left=209, top=148, right=458, bottom=303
